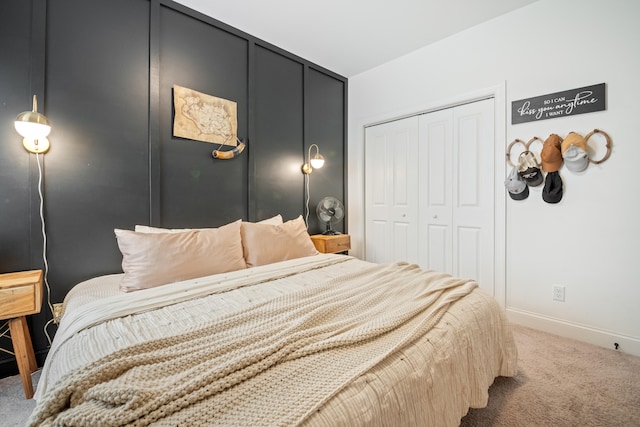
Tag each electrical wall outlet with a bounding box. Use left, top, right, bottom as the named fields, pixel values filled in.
left=52, top=303, right=64, bottom=323
left=552, top=285, right=565, bottom=302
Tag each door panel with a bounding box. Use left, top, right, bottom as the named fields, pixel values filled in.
left=457, top=226, right=481, bottom=280
left=453, top=99, right=494, bottom=294
left=419, top=109, right=453, bottom=272
left=368, top=220, right=387, bottom=264
left=458, top=115, right=481, bottom=207
left=365, top=116, right=419, bottom=264
left=427, top=121, right=448, bottom=206
left=393, top=221, right=411, bottom=262
left=427, top=224, right=448, bottom=272
left=365, top=132, right=389, bottom=263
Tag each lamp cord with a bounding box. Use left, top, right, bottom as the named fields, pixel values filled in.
left=304, top=173, right=310, bottom=229
left=36, top=153, right=55, bottom=345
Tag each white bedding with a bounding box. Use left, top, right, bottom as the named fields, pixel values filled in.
left=37, top=254, right=359, bottom=400
left=32, top=254, right=517, bottom=426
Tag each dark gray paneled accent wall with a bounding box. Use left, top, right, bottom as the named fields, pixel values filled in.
left=0, top=1, right=33, bottom=272
left=158, top=5, right=249, bottom=227
left=253, top=45, right=305, bottom=221
left=306, top=68, right=347, bottom=233
left=0, top=0, right=347, bottom=378
left=44, top=0, right=151, bottom=289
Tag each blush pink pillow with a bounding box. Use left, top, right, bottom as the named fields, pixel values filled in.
left=240, top=215, right=318, bottom=267
left=115, top=220, right=246, bottom=292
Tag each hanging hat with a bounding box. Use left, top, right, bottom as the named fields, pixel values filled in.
left=517, top=151, right=543, bottom=186
left=542, top=171, right=563, bottom=203
left=505, top=166, right=529, bottom=200
left=541, top=134, right=563, bottom=172
left=561, top=132, right=588, bottom=154
left=563, top=145, right=589, bottom=172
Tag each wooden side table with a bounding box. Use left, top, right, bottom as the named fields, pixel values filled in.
left=310, top=234, right=351, bottom=254
left=0, top=270, right=43, bottom=399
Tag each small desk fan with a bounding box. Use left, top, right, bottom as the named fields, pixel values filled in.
left=316, top=196, right=344, bottom=235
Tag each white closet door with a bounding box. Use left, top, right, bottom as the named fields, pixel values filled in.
left=364, top=116, right=419, bottom=264
left=418, top=108, right=454, bottom=274
left=452, top=99, right=495, bottom=294
left=418, top=98, right=494, bottom=293
left=365, top=98, right=494, bottom=295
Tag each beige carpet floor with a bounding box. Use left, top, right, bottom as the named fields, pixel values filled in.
left=461, top=324, right=640, bottom=426
left=2, top=324, right=639, bottom=426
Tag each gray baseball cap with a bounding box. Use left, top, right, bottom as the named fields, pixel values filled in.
left=563, top=145, right=589, bottom=172
left=505, top=166, right=529, bottom=200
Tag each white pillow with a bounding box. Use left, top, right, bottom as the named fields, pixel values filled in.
left=256, top=214, right=283, bottom=225
left=134, top=214, right=283, bottom=233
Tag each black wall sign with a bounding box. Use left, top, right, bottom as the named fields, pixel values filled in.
left=511, top=83, right=606, bottom=124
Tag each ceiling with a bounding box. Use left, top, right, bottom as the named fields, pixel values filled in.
left=174, top=0, right=539, bottom=77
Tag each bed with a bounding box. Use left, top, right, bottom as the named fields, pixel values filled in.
left=28, top=215, right=517, bottom=426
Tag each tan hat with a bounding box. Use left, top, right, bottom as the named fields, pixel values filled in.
left=541, top=134, right=563, bottom=172
left=561, top=132, right=588, bottom=154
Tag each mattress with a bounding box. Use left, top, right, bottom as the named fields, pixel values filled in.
left=30, top=254, right=517, bottom=426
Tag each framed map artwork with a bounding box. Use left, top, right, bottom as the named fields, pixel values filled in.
left=172, top=85, right=238, bottom=147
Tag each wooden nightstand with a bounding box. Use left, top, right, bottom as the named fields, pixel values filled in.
left=0, top=270, right=43, bottom=399
left=310, top=234, right=351, bottom=254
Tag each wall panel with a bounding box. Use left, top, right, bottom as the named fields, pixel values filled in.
left=0, top=0, right=346, bottom=378
left=0, top=1, right=32, bottom=272
left=253, top=46, right=304, bottom=222
left=306, top=69, right=346, bottom=233
left=44, top=0, right=151, bottom=287
left=159, top=5, right=248, bottom=227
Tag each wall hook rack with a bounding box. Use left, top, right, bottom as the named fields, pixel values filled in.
left=506, top=137, right=543, bottom=167
left=506, top=129, right=612, bottom=167
left=584, top=129, right=612, bottom=164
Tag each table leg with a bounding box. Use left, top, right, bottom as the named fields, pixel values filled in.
left=8, top=316, right=36, bottom=399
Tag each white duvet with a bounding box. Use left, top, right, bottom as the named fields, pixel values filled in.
left=33, top=254, right=517, bottom=426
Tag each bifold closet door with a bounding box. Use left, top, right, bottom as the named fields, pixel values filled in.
left=418, top=98, right=495, bottom=293
left=417, top=108, right=454, bottom=274
left=364, top=116, right=419, bottom=264
left=365, top=98, right=495, bottom=295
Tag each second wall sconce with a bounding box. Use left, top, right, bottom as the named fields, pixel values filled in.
left=15, top=95, right=51, bottom=154
left=301, top=143, right=325, bottom=174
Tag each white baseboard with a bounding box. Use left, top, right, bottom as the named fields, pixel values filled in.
left=506, top=308, right=640, bottom=358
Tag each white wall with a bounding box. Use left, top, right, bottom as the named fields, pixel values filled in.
left=348, top=0, right=640, bottom=355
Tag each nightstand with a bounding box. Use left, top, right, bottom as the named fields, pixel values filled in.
left=310, top=234, right=351, bottom=254
left=0, top=270, right=43, bottom=399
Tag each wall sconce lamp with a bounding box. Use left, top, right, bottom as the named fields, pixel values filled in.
left=15, top=94, right=56, bottom=345
left=302, top=144, right=325, bottom=228
left=301, top=143, right=324, bottom=174
left=15, top=95, right=51, bottom=153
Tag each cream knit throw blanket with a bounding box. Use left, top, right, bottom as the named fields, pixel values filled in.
left=28, top=262, right=477, bottom=427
